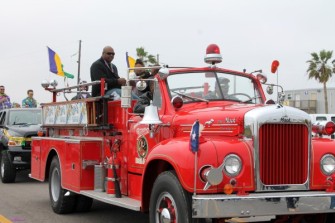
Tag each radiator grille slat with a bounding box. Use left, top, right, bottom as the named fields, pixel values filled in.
left=259, top=124, right=308, bottom=185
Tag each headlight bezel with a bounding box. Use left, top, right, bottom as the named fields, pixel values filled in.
left=223, top=154, right=242, bottom=177
left=8, top=136, right=26, bottom=146
left=4, top=129, right=26, bottom=146
left=320, top=154, right=335, bottom=175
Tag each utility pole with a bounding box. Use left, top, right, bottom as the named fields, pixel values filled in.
left=77, top=40, right=82, bottom=84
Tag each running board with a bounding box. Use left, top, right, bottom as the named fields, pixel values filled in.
left=80, top=190, right=141, bottom=211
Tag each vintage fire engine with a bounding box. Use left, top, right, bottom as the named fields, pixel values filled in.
left=31, top=44, right=335, bottom=222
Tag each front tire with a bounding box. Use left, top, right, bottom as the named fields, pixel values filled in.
left=49, top=156, right=76, bottom=214
left=149, top=171, right=192, bottom=223
left=0, top=151, right=16, bottom=183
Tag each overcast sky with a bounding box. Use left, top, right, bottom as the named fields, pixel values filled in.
left=1, top=0, right=335, bottom=105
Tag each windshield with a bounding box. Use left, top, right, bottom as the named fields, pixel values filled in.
left=167, top=72, right=263, bottom=104
left=8, top=110, right=42, bottom=125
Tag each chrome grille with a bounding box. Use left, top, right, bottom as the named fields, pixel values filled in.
left=259, top=124, right=308, bottom=185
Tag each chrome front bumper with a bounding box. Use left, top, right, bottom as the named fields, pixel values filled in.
left=192, top=191, right=335, bottom=218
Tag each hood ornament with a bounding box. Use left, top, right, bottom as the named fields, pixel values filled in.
left=204, top=119, right=214, bottom=127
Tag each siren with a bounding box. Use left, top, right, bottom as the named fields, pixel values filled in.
left=136, top=81, right=147, bottom=91
left=204, top=44, right=222, bottom=65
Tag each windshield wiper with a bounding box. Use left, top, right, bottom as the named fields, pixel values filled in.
left=12, top=122, right=31, bottom=126
left=172, top=91, right=209, bottom=103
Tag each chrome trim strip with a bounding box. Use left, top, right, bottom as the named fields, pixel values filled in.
left=192, top=191, right=335, bottom=218
left=180, top=124, right=238, bottom=127
left=32, top=136, right=103, bottom=141
left=182, top=131, right=233, bottom=133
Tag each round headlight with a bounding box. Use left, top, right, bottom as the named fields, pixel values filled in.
left=321, top=154, right=335, bottom=175
left=223, top=154, right=242, bottom=176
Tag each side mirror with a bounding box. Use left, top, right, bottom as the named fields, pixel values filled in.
left=266, top=85, right=274, bottom=95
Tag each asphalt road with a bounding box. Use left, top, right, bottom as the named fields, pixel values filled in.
left=0, top=170, right=149, bottom=223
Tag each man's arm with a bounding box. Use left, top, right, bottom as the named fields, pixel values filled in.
left=133, top=95, right=150, bottom=113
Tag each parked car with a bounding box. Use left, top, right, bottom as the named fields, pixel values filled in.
left=0, top=108, right=42, bottom=183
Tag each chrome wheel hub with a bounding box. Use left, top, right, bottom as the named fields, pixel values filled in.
left=155, top=192, right=177, bottom=223
left=51, top=168, right=60, bottom=202
left=160, top=208, right=171, bottom=223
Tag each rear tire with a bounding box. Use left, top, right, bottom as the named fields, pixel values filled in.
left=49, top=156, right=76, bottom=214
left=74, top=195, right=93, bottom=212
left=0, top=151, right=16, bottom=183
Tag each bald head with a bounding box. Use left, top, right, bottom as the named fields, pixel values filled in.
left=102, top=46, right=115, bottom=62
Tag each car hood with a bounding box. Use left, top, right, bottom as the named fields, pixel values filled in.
left=172, top=102, right=262, bottom=137
left=7, top=124, right=41, bottom=137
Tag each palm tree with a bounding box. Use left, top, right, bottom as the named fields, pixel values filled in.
left=136, top=47, right=157, bottom=65
left=307, top=50, right=334, bottom=114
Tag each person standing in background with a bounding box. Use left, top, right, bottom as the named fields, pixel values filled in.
left=0, top=85, right=12, bottom=109
left=71, top=81, right=92, bottom=100
left=22, top=89, right=37, bottom=108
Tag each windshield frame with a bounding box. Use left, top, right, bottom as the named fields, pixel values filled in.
left=166, top=70, right=264, bottom=104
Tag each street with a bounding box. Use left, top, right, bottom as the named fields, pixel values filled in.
left=0, top=170, right=149, bottom=223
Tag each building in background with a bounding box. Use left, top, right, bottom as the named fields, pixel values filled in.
left=284, top=87, right=335, bottom=114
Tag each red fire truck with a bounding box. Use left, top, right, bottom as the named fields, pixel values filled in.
left=31, top=44, right=335, bottom=222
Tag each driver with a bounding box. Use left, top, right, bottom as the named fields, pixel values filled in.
left=205, top=77, right=236, bottom=100
left=216, top=77, right=229, bottom=97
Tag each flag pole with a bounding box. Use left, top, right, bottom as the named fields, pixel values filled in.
left=276, top=69, right=279, bottom=102
left=194, top=151, right=198, bottom=196
left=77, top=40, right=82, bottom=85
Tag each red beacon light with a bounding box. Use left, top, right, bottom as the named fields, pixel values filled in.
left=312, top=121, right=335, bottom=136
left=256, top=73, right=267, bottom=84
left=171, top=96, right=184, bottom=109
left=204, top=44, right=222, bottom=65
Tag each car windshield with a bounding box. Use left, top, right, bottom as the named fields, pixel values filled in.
left=167, top=72, right=263, bottom=104
left=8, top=110, right=42, bottom=125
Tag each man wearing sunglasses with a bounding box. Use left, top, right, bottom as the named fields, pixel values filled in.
left=90, top=46, right=127, bottom=97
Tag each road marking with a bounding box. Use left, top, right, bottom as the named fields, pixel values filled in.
left=0, top=215, right=12, bottom=223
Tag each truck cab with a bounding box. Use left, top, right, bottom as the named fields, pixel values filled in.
left=31, top=44, right=335, bottom=223
left=0, top=108, right=42, bottom=183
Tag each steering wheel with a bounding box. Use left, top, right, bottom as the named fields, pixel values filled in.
left=229, top=93, right=252, bottom=100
